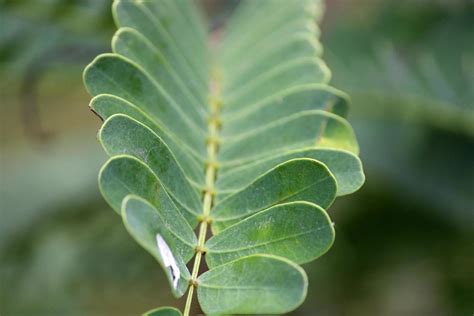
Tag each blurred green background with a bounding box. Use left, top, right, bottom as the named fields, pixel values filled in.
left=1, top=0, right=473, bottom=315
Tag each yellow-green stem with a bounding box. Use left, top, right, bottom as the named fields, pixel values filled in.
left=183, top=68, right=221, bottom=316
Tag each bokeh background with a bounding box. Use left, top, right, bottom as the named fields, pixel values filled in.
left=1, top=0, right=473, bottom=315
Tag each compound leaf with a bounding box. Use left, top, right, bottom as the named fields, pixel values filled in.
left=84, top=0, right=365, bottom=313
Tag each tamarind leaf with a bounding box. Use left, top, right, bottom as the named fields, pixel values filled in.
left=83, top=0, right=365, bottom=312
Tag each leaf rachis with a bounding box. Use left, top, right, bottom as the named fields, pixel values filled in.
left=183, top=66, right=222, bottom=316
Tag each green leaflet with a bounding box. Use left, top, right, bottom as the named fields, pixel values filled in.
left=221, top=0, right=320, bottom=61
left=223, top=18, right=320, bottom=72
left=223, top=33, right=323, bottom=88
left=112, top=27, right=207, bottom=121
left=122, top=195, right=193, bottom=297
left=99, top=156, right=197, bottom=253
left=98, top=156, right=197, bottom=298
left=218, top=110, right=359, bottom=165
left=99, top=114, right=202, bottom=227
left=113, top=0, right=208, bottom=90
left=98, top=155, right=197, bottom=233
left=143, top=307, right=182, bottom=316
left=217, top=147, right=364, bottom=197
left=223, top=58, right=331, bottom=109
left=89, top=94, right=205, bottom=186
left=139, top=0, right=208, bottom=71
left=83, top=54, right=206, bottom=153
left=84, top=0, right=364, bottom=313
left=197, top=254, right=308, bottom=314
left=221, top=84, right=350, bottom=133
left=206, top=202, right=335, bottom=268
left=212, top=159, right=337, bottom=233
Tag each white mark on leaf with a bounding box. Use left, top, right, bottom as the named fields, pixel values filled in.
left=156, top=234, right=180, bottom=289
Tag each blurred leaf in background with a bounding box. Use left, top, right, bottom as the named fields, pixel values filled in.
left=1, top=0, right=473, bottom=315
left=324, top=0, right=474, bottom=218
left=313, top=0, right=474, bottom=315
left=0, top=0, right=113, bottom=141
